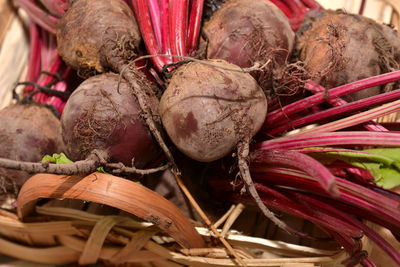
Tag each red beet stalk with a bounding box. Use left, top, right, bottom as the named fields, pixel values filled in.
left=169, top=0, right=189, bottom=61
left=305, top=81, right=388, bottom=132
left=187, top=0, right=204, bottom=56
left=267, top=88, right=400, bottom=135
left=134, top=0, right=169, bottom=71
left=264, top=70, right=400, bottom=129
left=160, top=0, right=171, bottom=56
left=291, top=191, right=400, bottom=265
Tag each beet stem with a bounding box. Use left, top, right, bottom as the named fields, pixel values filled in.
left=237, top=141, right=303, bottom=237
left=268, top=88, right=400, bottom=134
left=169, top=0, right=188, bottom=61
left=15, top=0, right=58, bottom=34
left=147, top=0, right=162, bottom=48
left=135, top=0, right=170, bottom=71
left=264, top=70, right=400, bottom=128
left=305, top=81, right=388, bottom=132
left=187, top=0, right=204, bottom=56
left=160, top=0, right=171, bottom=56
left=292, top=192, right=400, bottom=265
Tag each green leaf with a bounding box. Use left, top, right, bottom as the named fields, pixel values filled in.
left=308, top=147, right=400, bottom=189
left=96, top=166, right=108, bottom=174
left=42, top=153, right=73, bottom=164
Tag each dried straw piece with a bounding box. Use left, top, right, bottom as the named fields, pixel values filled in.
left=0, top=236, right=79, bottom=264
left=221, top=203, right=245, bottom=237
left=16, top=172, right=205, bottom=249
left=109, top=225, right=159, bottom=265
left=213, top=204, right=236, bottom=229
left=79, top=216, right=129, bottom=265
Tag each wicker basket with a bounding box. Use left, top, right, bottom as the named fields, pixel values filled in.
left=0, top=1, right=399, bottom=266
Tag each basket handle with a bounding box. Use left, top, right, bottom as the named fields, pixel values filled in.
left=16, top=172, right=205, bottom=249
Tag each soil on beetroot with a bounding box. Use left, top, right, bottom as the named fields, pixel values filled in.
left=0, top=104, right=65, bottom=195
left=202, top=0, right=294, bottom=93
left=295, top=9, right=400, bottom=101
left=61, top=72, right=162, bottom=168
left=56, top=0, right=141, bottom=77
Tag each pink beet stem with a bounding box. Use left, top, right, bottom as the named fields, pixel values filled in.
left=267, top=87, right=400, bottom=135
left=187, top=0, right=204, bottom=56
left=305, top=81, right=387, bottom=132
left=147, top=0, right=162, bottom=49
left=264, top=70, right=400, bottom=128
left=160, top=0, right=172, bottom=57
left=15, top=0, right=58, bottom=34
left=135, top=0, right=169, bottom=71
left=169, top=0, right=188, bottom=61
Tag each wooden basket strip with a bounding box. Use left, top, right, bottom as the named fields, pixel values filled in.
left=220, top=203, right=245, bottom=238
left=0, top=216, right=80, bottom=236
left=168, top=253, right=337, bottom=267
left=58, top=235, right=166, bottom=263
left=17, top=173, right=205, bottom=249
left=195, top=227, right=340, bottom=257
left=180, top=248, right=254, bottom=259
left=0, top=236, right=79, bottom=265
left=36, top=205, right=152, bottom=229
left=78, top=215, right=129, bottom=265
left=108, top=225, right=159, bottom=265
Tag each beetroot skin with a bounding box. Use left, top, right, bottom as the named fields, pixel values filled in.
left=61, top=72, right=161, bottom=168
left=56, top=0, right=141, bottom=76
left=0, top=104, right=65, bottom=194
left=296, top=9, right=400, bottom=101
left=202, top=0, right=294, bottom=90
left=159, top=60, right=267, bottom=162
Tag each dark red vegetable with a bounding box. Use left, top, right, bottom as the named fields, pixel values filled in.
left=0, top=104, right=64, bottom=195
left=295, top=9, right=400, bottom=101
left=61, top=72, right=161, bottom=168
left=202, top=0, right=294, bottom=90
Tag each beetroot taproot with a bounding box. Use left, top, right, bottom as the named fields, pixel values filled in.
left=0, top=104, right=64, bottom=194
left=202, top=0, right=294, bottom=90
left=295, top=9, right=400, bottom=101
left=61, top=72, right=161, bottom=168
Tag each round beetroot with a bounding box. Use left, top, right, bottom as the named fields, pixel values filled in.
left=61, top=72, right=161, bottom=168
left=0, top=104, right=65, bottom=194
left=202, top=0, right=294, bottom=90
left=296, top=9, right=400, bottom=101
left=159, top=59, right=267, bottom=162
left=56, top=0, right=140, bottom=76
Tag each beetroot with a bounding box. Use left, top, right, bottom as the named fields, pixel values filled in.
left=160, top=59, right=304, bottom=236
left=61, top=72, right=161, bottom=168
left=295, top=9, right=400, bottom=101
left=56, top=0, right=141, bottom=76
left=159, top=59, right=267, bottom=162
left=202, top=0, right=294, bottom=90
left=0, top=104, right=64, bottom=195
left=57, top=0, right=173, bottom=166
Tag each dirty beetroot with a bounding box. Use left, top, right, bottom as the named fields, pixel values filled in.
left=0, top=104, right=64, bottom=194
left=295, top=9, right=400, bottom=101
left=202, top=0, right=294, bottom=91
left=159, top=59, right=267, bottom=162
left=61, top=72, right=161, bottom=168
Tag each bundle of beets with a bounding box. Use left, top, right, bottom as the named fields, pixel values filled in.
left=3, top=0, right=400, bottom=266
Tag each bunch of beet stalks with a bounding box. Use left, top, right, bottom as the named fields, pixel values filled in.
left=7, top=0, right=400, bottom=266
